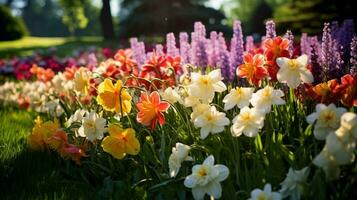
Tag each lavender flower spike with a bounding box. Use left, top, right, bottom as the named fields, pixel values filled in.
left=217, top=33, right=231, bottom=82
left=130, top=38, right=146, bottom=67
left=166, top=32, right=179, bottom=57
left=300, top=33, right=311, bottom=57
left=208, top=31, right=219, bottom=67
left=179, top=32, right=191, bottom=64
left=245, top=36, right=254, bottom=52
left=265, top=20, right=276, bottom=39
left=350, top=37, right=357, bottom=75
left=284, top=30, right=294, bottom=57
left=230, top=20, right=244, bottom=80
left=320, top=23, right=343, bottom=80
left=191, top=22, right=208, bottom=69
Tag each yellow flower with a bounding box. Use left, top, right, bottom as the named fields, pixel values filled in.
left=27, top=117, right=60, bottom=151
left=97, top=79, right=132, bottom=115
left=73, top=67, right=91, bottom=94
left=101, top=124, right=140, bottom=159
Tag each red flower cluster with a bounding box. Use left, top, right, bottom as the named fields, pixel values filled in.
left=30, top=64, right=55, bottom=82
left=137, top=53, right=182, bottom=90
left=308, top=73, right=357, bottom=107
left=237, top=36, right=290, bottom=86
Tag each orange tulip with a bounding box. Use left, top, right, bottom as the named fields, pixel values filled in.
left=136, top=91, right=170, bottom=130
left=263, top=36, right=290, bottom=81
left=237, top=53, right=268, bottom=87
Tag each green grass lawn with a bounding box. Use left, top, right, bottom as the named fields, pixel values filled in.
left=0, top=36, right=119, bottom=58
left=0, top=107, right=96, bottom=199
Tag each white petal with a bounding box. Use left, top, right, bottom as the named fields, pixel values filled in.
left=213, top=81, right=227, bottom=92
left=276, top=57, right=289, bottom=68
left=215, top=165, right=229, bottom=181
left=192, top=186, right=206, bottom=200
left=264, top=183, right=272, bottom=193
left=203, top=155, right=215, bottom=166
left=315, top=104, right=327, bottom=113
left=300, top=70, right=314, bottom=84
left=77, top=126, right=85, bottom=137
left=206, top=181, right=222, bottom=199
left=209, top=69, right=222, bottom=82
left=297, top=54, right=308, bottom=67
left=184, top=175, right=197, bottom=188
left=306, top=113, right=317, bottom=124
left=200, top=127, right=210, bottom=139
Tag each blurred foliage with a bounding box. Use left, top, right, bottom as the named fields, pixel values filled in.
left=3, top=0, right=101, bottom=37
left=224, top=0, right=356, bottom=36
left=58, top=0, right=89, bottom=36
left=0, top=5, right=27, bottom=41
left=118, top=0, right=230, bottom=38
left=273, top=0, right=356, bottom=35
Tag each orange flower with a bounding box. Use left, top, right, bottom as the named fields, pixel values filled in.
left=114, top=49, right=137, bottom=73
left=263, top=36, right=290, bottom=81
left=136, top=91, right=170, bottom=130
left=101, top=124, right=140, bottom=159
left=237, top=53, right=268, bottom=87
left=27, top=117, right=60, bottom=151
left=62, top=144, right=86, bottom=165
left=30, top=64, right=55, bottom=82
left=46, top=130, right=68, bottom=156
left=64, top=66, right=78, bottom=80
left=309, top=79, right=345, bottom=104
left=340, top=73, right=357, bottom=107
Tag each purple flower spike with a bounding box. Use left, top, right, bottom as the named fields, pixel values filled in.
left=166, top=32, right=179, bottom=57
left=155, top=44, right=164, bottom=55
left=230, top=20, right=244, bottom=79
left=284, top=30, right=294, bottom=57
left=265, top=20, right=276, bottom=39
left=350, top=37, right=357, bottom=75
left=320, top=23, right=343, bottom=80
left=208, top=31, right=219, bottom=67
left=310, top=36, right=323, bottom=83
left=179, top=32, right=191, bottom=64
left=191, top=22, right=208, bottom=69
left=245, top=36, right=254, bottom=52
left=300, top=33, right=311, bottom=57
left=217, top=33, right=231, bottom=82
left=130, top=38, right=146, bottom=67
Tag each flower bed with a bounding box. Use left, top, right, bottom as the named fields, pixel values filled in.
left=1, top=20, right=357, bottom=199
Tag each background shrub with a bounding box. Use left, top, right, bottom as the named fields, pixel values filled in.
left=0, top=5, right=28, bottom=41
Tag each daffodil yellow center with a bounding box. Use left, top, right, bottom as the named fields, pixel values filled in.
left=197, top=166, right=208, bottom=177
left=262, top=89, right=272, bottom=98
left=142, top=101, right=157, bottom=121
left=322, top=111, right=335, bottom=122
left=200, top=76, right=210, bottom=85
left=85, top=121, right=95, bottom=128
left=235, top=88, right=242, bottom=96
left=257, top=193, right=267, bottom=200
left=241, top=113, right=252, bottom=122
left=288, top=59, right=298, bottom=70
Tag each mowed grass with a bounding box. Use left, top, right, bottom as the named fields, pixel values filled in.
left=0, top=36, right=118, bottom=58
left=0, top=107, right=95, bottom=199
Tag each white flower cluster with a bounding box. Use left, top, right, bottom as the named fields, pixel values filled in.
left=313, top=112, right=357, bottom=179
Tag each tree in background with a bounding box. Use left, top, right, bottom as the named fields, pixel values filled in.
left=59, top=0, right=89, bottom=36
left=100, top=0, right=115, bottom=39
left=118, top=0, right=229, bottom=38
left=273, top=0, right=356, bottom=35
left=224, top=0, right=356, bottom=36
left=0, top=5, right=27, bottom=41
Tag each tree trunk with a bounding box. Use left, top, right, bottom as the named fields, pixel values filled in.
left=100, top=0, right=115, bottom=39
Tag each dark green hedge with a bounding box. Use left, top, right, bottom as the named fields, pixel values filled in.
left=0, top=5, right=28, bottom=41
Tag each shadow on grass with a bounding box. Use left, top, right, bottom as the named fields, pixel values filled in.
left=0, top=149, right=96, bottom=200
left=0, top=108, right=97, bottom=199
left=0, top=38, right=120, bottom=58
